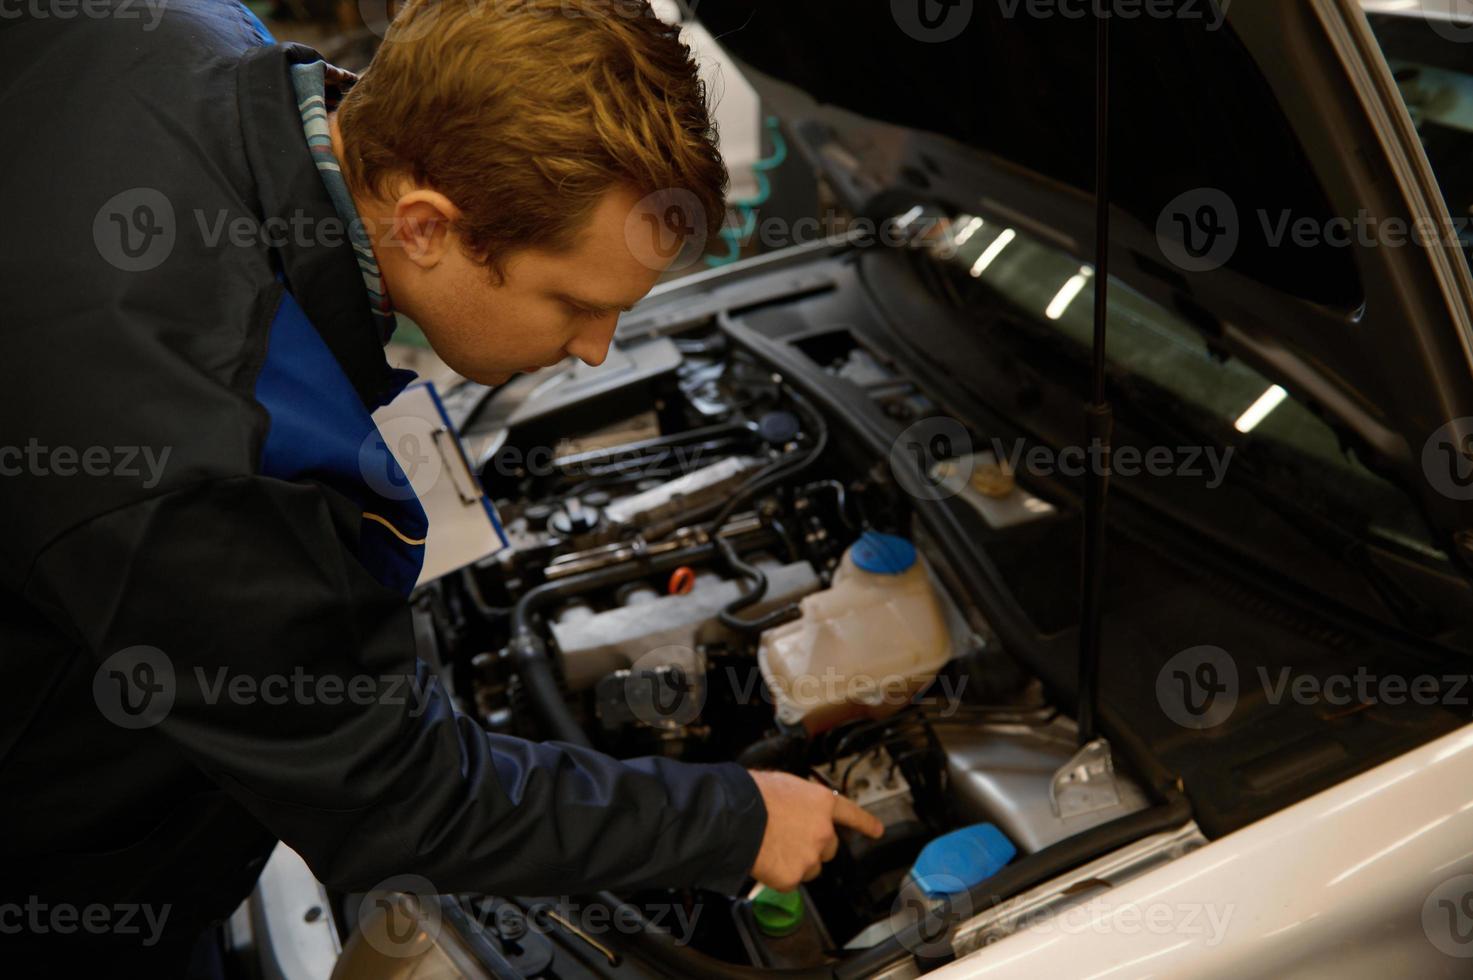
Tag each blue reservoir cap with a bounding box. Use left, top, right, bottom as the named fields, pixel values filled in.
left=909, top=823, right=1017, bottom=898
left=849, top=531, right=917, bottom=575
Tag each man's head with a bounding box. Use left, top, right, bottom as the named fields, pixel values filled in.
left=335, top=0, right=727, bottom=385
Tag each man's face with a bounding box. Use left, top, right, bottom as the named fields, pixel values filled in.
left=387, top=185, right=675, bottom=386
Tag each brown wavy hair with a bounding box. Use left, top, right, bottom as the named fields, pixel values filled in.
left=336, top=0, right=728, bottom=278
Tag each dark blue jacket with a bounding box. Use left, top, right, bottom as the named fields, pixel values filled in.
left=0, top=1, right=765, bottom=970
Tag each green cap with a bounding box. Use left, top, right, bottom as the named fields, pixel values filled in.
left=752, top=887, right=804, bottom=937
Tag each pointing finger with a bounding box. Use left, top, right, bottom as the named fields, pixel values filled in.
left=832, top=795, right=885, bottom=839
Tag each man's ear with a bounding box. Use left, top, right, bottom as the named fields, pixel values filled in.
left=392, top=190, right=461, bottom=268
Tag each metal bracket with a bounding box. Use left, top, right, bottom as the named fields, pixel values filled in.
left=1049, top=737, right=1122, bottom=819
left=432, top=426, right=484, bottom=505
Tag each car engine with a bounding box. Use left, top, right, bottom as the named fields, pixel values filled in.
left=389, top=324, right=1159, bottom=976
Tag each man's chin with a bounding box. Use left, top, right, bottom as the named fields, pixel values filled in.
left=461, top=368, right=514, bottom=386
left=465, top=362, right=563, bottom=386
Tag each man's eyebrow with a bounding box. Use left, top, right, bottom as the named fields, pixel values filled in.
left=554, top=292, right=637, bottom=313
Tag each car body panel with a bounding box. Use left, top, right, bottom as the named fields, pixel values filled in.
left=933, top=721, right=1473, bottom=977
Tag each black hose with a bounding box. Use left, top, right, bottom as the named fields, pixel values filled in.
left=509, top=537, right=773, bottom=747
left=735, top=729, right=808, bottom=771
left=508, top=630, right=592, bottom=747
left=715, top=536, right=801, bottom=635
left=511, top=541, right=719, bottom=636
left=800, top=479, right=856, bottom=532
left=707, top=390, right=829, bottom=534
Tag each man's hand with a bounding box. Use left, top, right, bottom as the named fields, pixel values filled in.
left=748, top=770, right=885, bottom=892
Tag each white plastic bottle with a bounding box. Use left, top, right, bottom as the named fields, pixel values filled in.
left=758, top=532, right=952, bottom=732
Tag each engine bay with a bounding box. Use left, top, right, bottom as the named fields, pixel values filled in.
left=397, top=323, right=1164, bottom=975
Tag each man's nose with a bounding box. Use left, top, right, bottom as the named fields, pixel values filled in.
left=564, top=315, right=619, bottom=367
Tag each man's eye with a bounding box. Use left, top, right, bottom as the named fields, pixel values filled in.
left=571, top=306, right=609, bottom=320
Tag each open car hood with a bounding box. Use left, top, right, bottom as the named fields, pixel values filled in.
left=692, top=0, right=1473, bottom=560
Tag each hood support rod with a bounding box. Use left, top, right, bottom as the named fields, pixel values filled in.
left=1077, top=11, right=1113, bottom=745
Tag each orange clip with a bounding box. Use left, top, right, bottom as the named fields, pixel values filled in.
left=667, top=566, right=696, bottom=595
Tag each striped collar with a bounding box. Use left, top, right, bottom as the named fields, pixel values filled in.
left=289, top=61, right=396, bottom=344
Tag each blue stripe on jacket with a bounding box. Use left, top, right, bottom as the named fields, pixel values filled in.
left=253, top=287, right=428, bottom=595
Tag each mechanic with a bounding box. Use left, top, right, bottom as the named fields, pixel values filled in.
left=0, top=0, right=882, bottom=972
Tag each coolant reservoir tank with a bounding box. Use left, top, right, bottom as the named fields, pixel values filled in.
left=758, top=532, right=952, bottom=731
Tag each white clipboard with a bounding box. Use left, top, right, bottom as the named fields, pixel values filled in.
left=371, top=381, right=508, bottom=587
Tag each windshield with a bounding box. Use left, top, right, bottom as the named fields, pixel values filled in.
left=922, top=214, right=1442, bottom=559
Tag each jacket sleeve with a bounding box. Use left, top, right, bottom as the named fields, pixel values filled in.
left=20, top=472, right=768, bottom=895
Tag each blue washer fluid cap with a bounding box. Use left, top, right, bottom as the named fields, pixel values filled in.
left=849, top=531, right=917, bottom=575
left=909, top=823, right=1017, bottom=899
